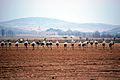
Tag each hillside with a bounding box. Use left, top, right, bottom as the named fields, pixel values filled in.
left=108, top=27, right=120, bottom=33
left=0, top=17, right=119, bottom=32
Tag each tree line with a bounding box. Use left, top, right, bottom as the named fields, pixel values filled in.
left=0, top=28, right=120, bottom=38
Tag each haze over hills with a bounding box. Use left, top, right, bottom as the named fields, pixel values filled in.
left=0, top=17, right=120, bottom=32
left=108, top=27, right=120, bottom=33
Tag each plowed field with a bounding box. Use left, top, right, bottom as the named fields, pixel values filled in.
left=0, top=43, right=120, bottom=80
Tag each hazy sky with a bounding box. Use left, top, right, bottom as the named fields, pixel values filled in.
left=0, top=0, right=120, bottom=25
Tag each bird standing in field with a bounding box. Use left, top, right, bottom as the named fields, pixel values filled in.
left=78, top=41, right=82, bottom=48
left=49, top=40, right=53, bottom=50
left=109, top=40, right=114, bottom=50
left=24, top=40, right=29, bottom=50
left=90, top=39, right=94, bottom=48
left=94, top=40, right=98, bottom=48
left=8, top=41, right=12, bottom=48
left=15, top=41, right=19, bottom=50
left=71, top=39, right=75, bottom=50
left=56, top=40, right=59, bottom=48
left=102, top=40, right=106, bottom=49
left=64, top=41, right=68, bottom=50
left=1, top=40, right=5, bottom=49
left=31, top=41, right=36, bottom=50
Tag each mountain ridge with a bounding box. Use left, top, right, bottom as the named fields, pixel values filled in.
left=0, top=17, right=120, bottom=32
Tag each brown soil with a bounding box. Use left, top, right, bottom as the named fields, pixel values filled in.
left=0, top=43, right=120, bottom=80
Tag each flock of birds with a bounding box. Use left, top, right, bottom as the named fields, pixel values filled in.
left=0, top=38, right=115, bottom=50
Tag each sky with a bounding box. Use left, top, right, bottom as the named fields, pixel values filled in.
left=0, top=0, right=120, bottom=25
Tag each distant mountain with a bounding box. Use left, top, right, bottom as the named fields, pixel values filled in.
left=0, top=17, right=120, bottom=32
left=107, top=27, right=120, bottom=34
